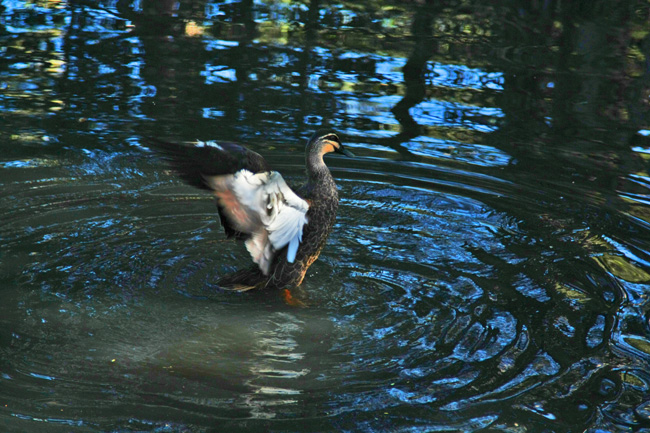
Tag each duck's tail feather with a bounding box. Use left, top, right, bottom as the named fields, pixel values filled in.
left=217, top=266, right=267, bottom=291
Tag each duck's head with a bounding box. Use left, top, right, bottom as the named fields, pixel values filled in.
left=307, top=130, right=355, bottom=159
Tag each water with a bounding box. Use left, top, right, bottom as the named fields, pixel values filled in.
left=2, top=1, right=650, bottom=431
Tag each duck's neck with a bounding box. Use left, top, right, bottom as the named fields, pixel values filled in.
left=307, top=152, right=333, bottom=182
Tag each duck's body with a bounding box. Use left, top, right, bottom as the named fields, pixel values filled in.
left=150, top=130, right=353, bottom=291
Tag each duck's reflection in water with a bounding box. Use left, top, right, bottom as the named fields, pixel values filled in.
left=243, top=312, right=308, bottom=418
left=135, top=303, right=328, bottom=420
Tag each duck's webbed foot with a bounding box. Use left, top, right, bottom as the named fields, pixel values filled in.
left=281, top=286, right=309, bottom=307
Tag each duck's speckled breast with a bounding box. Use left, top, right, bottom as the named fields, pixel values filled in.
left=264, top=178, right=340, bottom=289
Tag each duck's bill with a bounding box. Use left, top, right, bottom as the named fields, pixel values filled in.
left=340, top=148, right=355, bottom=157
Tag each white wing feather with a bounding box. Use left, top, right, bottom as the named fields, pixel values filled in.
left=203, top=170, right=309, bottom=275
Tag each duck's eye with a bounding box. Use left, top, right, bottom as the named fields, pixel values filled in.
left=323, top=134, right=339, bottom=143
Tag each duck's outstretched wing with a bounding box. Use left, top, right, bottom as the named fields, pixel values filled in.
left=145, top=138, right=270, bottom=239
left=203, top=170, right=309, bottom=275
left=146, top=138, right=309, bottom=275
left=146, top=138, right=270, bottom=189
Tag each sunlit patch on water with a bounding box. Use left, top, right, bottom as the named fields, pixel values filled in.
left=402, top=136, right=512, bottom=166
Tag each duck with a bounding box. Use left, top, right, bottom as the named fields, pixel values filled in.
left=148, top=130, right=354, bottom=292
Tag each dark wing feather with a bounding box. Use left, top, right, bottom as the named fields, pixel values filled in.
left=145, top=138, right=270, bottom=188
left=145, top=137, right=271, bottom=239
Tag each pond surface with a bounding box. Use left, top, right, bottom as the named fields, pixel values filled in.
left=2, top=1, right=650, bottom=431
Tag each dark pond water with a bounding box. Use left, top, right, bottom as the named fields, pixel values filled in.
left=2, top=1, right=650, bottom=431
